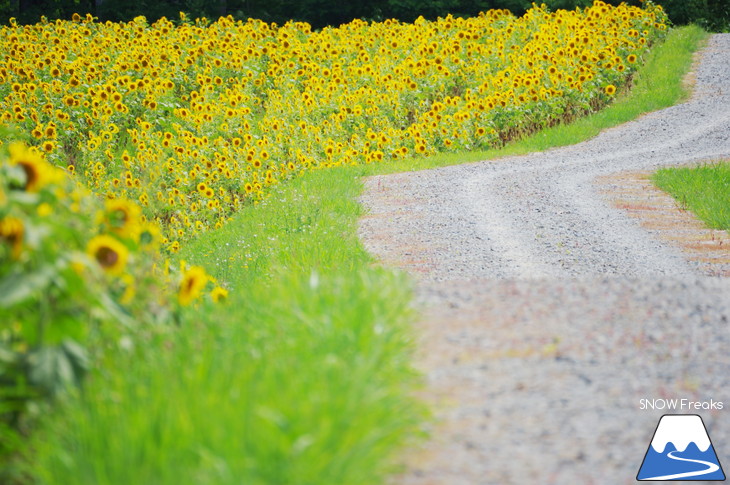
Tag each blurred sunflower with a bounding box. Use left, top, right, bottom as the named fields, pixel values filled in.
left=138, top=222, right=161, bottom=250
left=104, top=199, right=142, bottom=239
left=0, top=216, right=24, bottom=259
left=210, top=286, right=228, bottom=303
left=87, top=234, right=129, bottom=274
left=178, top=265, right=208, bottom=306
left=8, top=142, right=55, bottom=192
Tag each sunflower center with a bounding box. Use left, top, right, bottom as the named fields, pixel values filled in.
left=113, top=208, right=129, bottom=225
left=96, top=246, right=119, bottom=268
left=185, top=276, right=196, bottom=292
left=19, top=161, right=38, bottom=189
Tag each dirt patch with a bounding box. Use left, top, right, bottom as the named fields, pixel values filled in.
left=597, top=170, right=730, bottom=277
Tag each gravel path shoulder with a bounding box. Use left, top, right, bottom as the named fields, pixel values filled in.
left=358, top=34, right=730, bottom=484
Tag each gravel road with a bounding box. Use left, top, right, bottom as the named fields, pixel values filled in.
left=359, top=34, right=730, bottom=484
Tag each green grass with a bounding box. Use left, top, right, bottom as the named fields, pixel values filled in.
left=25, top=168, right=425, bottom=485
left=22, top=25, right=707, bottom=485
left=654, top=161, right=730, bottom=230
left=178, top=166, right=373, bottom=289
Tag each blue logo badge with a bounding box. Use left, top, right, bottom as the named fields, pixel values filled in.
left=637, top=414, right=725, bottom=481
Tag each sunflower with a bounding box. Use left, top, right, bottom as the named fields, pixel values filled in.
left=87, top=234, right=128, bottom=274
left=8, top=142, right=54, bottom=192
left=604, top=84, right=617, bottom=96
left=178, top=265, right=209, bottom=306
left=0, top=216, right=24, bottom=259
left=138, top=222, right=161, bottom=250
left=105, top=199, right=141, bottom=239
left=210, top=286, right=228, bottom=303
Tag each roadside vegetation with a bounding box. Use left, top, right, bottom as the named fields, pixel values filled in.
left=25, top=167, right=425, bottom=485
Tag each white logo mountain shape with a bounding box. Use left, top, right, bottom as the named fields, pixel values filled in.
left=651, top=415, right=712, bottom=453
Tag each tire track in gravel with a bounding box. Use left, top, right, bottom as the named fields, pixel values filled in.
left=359, top=34, right=730, bottom=484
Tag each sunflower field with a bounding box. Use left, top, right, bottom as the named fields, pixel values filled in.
left=0, top=1, right=667, bottom=250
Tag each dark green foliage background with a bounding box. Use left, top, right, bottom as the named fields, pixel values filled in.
left=0, top=0, right=728, bottom=31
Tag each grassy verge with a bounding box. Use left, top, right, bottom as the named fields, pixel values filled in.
left=25, top=168, right=424, bottom=485
left=654, top=161, right=730, bottom=230
left=23, top=25, right=706, bottom=485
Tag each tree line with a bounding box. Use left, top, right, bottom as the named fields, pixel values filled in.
left=0, top=0, right=728, bottom=32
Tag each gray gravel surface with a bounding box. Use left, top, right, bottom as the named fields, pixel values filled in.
left=358, top=34, right=730, bottom=484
